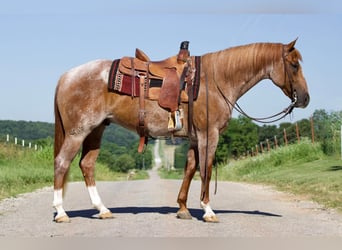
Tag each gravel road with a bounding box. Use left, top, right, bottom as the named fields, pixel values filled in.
left=0, top=166, right=342, bottom=237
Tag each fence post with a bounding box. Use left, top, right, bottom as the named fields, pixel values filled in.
left=283, top=128, right=288, bottom=146
left=274, top=135, right=278, bottom=149
left=6, top=134, right=9, bottom=143
left=260, top=142, right=264, bottom=154
left=266, top=139, right=270, bottom=151
left=15, top=137, right=17, bottom=145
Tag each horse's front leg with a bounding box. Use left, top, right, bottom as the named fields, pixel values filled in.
left=198, top=131, right=219, bottom=223
left=176, top=143, right=198, bottom=219
left=79, top=124, right=113, bottom=219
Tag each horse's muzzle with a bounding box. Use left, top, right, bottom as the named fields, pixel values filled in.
left=295, top=92, right=310, bottom=108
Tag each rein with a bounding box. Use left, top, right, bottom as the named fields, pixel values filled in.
left=216, top=47, right=298, bottom=124
left=201, top=74, right=218, bottom=200
left=218, top=89, right=297, bottom=124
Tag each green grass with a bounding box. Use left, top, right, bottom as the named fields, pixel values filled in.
left=0, top=144, right=147, bottom=200
left=218, top=140, right=342, bottom=212
left=158, top=140, right=342, bottom=212
left=2, top=140, right=342, bottom=213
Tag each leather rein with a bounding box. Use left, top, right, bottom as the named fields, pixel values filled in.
left=216, top=47, right=298, bottom=124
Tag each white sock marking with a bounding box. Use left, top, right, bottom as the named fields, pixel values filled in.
left=53, top=189, right=67, bottom=219
left=200, top=201, right=216, bottom=218
left=87, top=186, right=110, bottom=214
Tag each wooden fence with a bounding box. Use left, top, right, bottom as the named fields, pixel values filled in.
left=0, top=134, right=41, bottom=150
left=246, top=117, right=318, bottom=157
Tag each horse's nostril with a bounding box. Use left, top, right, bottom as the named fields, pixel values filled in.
left=304, top=94, right=310, bottom=107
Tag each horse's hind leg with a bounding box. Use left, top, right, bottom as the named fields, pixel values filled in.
left=53, top=136, right=83, bottom=223
left=79, top=123, right=113, bottom=219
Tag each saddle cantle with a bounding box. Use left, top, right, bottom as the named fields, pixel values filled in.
left=135, top=48, right=150, bottom=61
left=108, top=41, right=201, bottom=152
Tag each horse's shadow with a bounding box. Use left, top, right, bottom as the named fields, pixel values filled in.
left=57, top=206, right=281, bottom=221
left=327, top=165, right=342, bottom=171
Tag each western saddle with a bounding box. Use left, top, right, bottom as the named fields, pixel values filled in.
left=114, top=41, right=195, bottom=152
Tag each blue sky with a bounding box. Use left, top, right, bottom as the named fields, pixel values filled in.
left=0, top=0, right=341, bottom=125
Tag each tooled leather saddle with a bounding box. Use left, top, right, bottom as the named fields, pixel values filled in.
left=108, top=41, right=201, bottom=152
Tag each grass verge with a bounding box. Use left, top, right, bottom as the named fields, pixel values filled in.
left=0, top=144, right=147, bottom=200
left=218, top=140, right=342, bottom=212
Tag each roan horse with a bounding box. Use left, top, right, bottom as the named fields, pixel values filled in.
left=53, top=39, right=309, bottom=223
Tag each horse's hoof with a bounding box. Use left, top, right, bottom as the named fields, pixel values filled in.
left=176, top=210, right=193, bottom=220
left=203, top=215, right=219, bottom=223
left=99, top=211, right=114, bottom=219
left=55, top=215, right=71, bottom=223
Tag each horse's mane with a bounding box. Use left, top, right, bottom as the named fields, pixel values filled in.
left=204, top=42, right=302, bottom=84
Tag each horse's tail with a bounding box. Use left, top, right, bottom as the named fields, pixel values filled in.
left=54, top=85, right=65, bottom=159
left=54, top=84, right=70, bottom=193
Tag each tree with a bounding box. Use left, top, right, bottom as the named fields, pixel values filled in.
left=130, top=142, right=153, bottom=170
left=312, top=109, right=341, bottom=155
left=258, top=124, right=277, bottom=143
left=113, top=154, right=136, bottom=173
left=312, top=109, right=330, bottom=141
left=174, top=140, right=189, bottom=169
left=278, top=122, right=297, bottom=144
left=297, top=118, right=311, bottom=139
left=217, top=116, right=258, bottom=160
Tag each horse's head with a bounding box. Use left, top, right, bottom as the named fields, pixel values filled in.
left=270, top=39, right=310, bottom=108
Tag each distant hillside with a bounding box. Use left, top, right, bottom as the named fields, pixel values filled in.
left=0, top=120, right=138, bottom=145
left=0, top=120, right=54, bottom=141
left=0, top=120, right=151, bottom=172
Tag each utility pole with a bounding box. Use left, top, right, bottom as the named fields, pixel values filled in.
left=296, top=123, right=300, bottom=143
left=310, top=116, right=315, bottom=143
left=283, top=128, right=288, bottom=146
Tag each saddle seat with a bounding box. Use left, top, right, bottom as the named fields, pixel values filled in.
left=119, top=54, right=185, bottom=80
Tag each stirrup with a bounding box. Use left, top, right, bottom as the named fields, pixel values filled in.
left=167, top=110, right=183, bottom=131
left=174, top=110, right=183, bottom=130
left=167, top=112, right=175, bottom=131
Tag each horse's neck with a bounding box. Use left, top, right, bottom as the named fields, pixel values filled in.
left=207, top=43, right=281, bottom=102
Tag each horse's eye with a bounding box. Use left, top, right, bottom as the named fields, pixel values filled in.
left=291, top=62, right=299, bottom=71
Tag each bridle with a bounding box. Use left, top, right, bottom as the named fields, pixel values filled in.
left=216, top=46, right=298, bottom=124
left=200, top=46, right=299, bottom=198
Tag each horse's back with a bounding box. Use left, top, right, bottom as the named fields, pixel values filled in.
left=58, top=59, right=112, bottom=88
left=55, top=59, right=113, bottom=133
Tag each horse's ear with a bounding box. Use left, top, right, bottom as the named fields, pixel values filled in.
left=285, top=38, right=298, bottom=52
